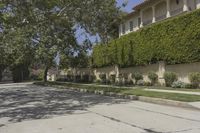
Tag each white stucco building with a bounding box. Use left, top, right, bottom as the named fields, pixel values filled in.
left=119, top=0, right=200, bottom=37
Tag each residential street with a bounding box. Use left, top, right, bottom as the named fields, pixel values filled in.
left=0, top=83, right=200, bottom=133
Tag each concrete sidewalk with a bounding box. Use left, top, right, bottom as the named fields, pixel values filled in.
left=144, top=89, right=200, bottom=110
left=144, top=88, right=200, bottom=95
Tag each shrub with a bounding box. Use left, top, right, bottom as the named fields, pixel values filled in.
left=90, top=75, right=96, bottom=83
left=144, top=81, right=152, bottom=86
left=30, top=73, right=43, bottom=81
left=164, top=72, right=178, bottom=87
left=124, top=80, right=134, bottom=86
left=82, top=74, right=90, bottom=83
left=106, top=79, right=111, bottom=85
left=123, top=74, right=132, bottom=86
left=56, top=78, right=66, bottom=82
left=109, top=74, right=116, bottom=84
left=75, top=75, right=81, bottom=82
left=132, top=72, right=143, bottom=84
left=66, top=75, right=73, bottom=82
left=12, top=64, right=30, bottom=82
left=30, top=70, right=43, bottom=81
left=184, top=83, right=195, bottom=89
left=189, top=72, right=200, bottom=88
left=99, top=74, right=107, bottom=84
left=137, top=80, right=145, bottom=86
left=148, top=71, right=158, bottom=85
left=94, top=79, right=101, bottom=84
left=92, top=9, right=200, bottom=68
left=172, top=81, right=186, bottom=88
left=116, top=74, right=124, bottom=86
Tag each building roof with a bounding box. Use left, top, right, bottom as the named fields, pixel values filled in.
left=124, top=11, right=138, bottom=20
left=121, top=0, right=157, bottom=20
left=124, top=0, right=155, bottom=20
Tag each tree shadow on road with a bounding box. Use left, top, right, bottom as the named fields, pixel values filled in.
left=0, top=84, right=130, bottom=123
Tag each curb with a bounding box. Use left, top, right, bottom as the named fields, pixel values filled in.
left=36, top=83, right=200, bottom=111
left=138, top=96, right=200, bottom=110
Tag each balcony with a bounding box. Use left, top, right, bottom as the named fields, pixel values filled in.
left=155, top=14, right=166, bottom=22
left=143, top=19, right=152, bottom=26
left=170, top=8, right=183, bottom=16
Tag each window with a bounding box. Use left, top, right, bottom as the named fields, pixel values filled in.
left=129, top=21, right=133, bottom=31
left=122, top=24, right=126, bottom=34
left=176, top=0, right=179, bottom=5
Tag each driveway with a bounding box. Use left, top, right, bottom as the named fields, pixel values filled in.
left=0, top=83, right=200, bottom=133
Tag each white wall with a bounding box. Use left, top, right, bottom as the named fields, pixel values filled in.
left=119, top=13, right=139, bottom=37
left=60, top=62, right=200, bottom=85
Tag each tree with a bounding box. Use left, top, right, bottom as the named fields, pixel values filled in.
left=60, top=38, right=92, bottom=69
left=0, top=0, right=122, bottom=81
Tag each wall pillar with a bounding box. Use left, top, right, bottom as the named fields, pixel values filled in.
left=166, top=0, right=171, bottom=18
left=80, top=72, right=83, bottom=81
left=89, top=68, right=93, bottom=82
left=93, top=69, right=98, bottom=80
left=72, top=68, right=77, bottom=82
left=140, top=10, right=144, bottom=28
left=115, top=65, right=120, bottom=83
left=183, top=0, right=189, bottom=11
left=152, top=6, right=156, bottom=23
left=158, top=61, right=166, bottom=86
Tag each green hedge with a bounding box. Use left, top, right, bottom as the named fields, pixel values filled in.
left=92, top=9, right=200, bottom=67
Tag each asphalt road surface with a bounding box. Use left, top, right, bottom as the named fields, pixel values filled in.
left=0, top=83, right=200, bottom=133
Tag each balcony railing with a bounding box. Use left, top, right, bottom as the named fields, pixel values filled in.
left=143, top=19, right=152, bottom=26
left=155, top=14, right=166, bottom=21
left=170, top=8, right=183, bottom=16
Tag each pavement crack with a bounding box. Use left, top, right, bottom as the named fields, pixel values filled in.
left=129, top=106, right=200, bottom=123
left=88, top=110, right=162, bottom=133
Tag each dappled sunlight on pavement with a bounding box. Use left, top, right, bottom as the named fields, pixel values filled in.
left=0, top=83, right=200, bottom=133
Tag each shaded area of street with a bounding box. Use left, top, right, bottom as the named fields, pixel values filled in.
left=0, top=83, right=128, bottom=123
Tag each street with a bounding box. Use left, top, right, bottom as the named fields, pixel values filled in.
left=0, top=83, right=200, bottom=133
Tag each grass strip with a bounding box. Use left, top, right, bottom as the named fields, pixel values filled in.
left=34, top=81, right=200, bottom=102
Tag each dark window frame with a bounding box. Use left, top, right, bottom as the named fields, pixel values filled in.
left=122, top=24, right=126, bottom=34
left=129, top=21, right=133, bottom=31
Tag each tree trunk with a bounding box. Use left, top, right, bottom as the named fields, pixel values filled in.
left=43, top=66, right=49, bottom=82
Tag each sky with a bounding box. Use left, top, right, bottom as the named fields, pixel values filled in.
left=117, top=0, right=143, bottom=13
left=76, top=0, right=144, bottom=44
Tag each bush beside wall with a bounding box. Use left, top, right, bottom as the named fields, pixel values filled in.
left=189, top=72, right=200, bottom=88
left=164, top=72, right=178, bottom=87
left=92, top=9, right=200, bottom=67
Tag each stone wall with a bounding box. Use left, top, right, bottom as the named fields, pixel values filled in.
left=58, top=62, right=200, bottom=85
left=166, top=62, right=200, bottom=83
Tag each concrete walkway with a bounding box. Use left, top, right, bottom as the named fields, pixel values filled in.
left=0, top=83, right=200, bottom=133
left=144, top=89, right=200, bottom=110
left=144, top=88, right=200, bottom=95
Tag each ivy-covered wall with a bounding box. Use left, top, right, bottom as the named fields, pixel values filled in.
left=92, top=9, right=200, bottom=68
